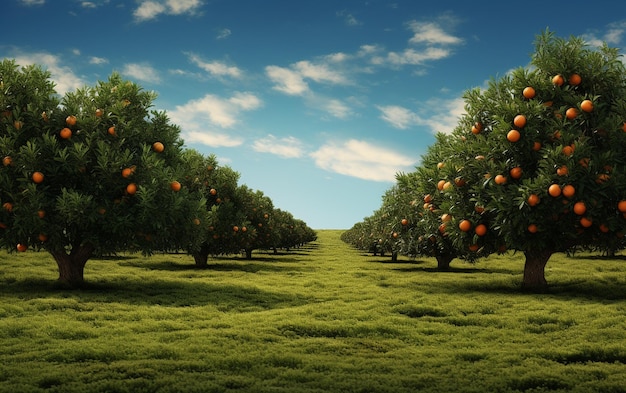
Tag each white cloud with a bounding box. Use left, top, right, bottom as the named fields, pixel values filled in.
left=386, top=47, right=451, bottom=66
left=377, top=105, right=421, bottom=129
left=407, top=21, right=463, bottom=46
left=19, top=0, right=45, bottom=5
left=121, top=63, right=161, bottom=84
left=12, top=52, right=85, bottom=95
left=324, top=99, right=351, bottom=119
left=168, top=92, right=262, bottom=146
left=184, top=131, right=243, bottom=148
left=89, top=56, right=109, bottom=65
left=216, top=28, right=231, bottom=40
left=252, top=135, right=304, bottom=158
left=133, top=0, right=203, bottom=22
left=187, top=53, right=241, bottom=78
left=310, top=139, right=415, bottom=182
left=266, top=65, right=309, bottom=95
left=293, top=60, right=348, bottom=85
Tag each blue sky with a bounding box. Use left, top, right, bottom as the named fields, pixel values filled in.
left=3, top=0, right=625, bottom=229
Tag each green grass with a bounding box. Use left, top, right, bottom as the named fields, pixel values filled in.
left=1, top=230, right=626, bottom=392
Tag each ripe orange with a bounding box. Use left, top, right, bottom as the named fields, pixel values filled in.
left=548, top=184, right=562, bottom=197
left=437, top=162, right=445, bottom=169
left=454, top=177, right=466, bottom=187
left=565, top=107, right=578, bottom=120
left=401, top=218, right=409, bottom=226
left=523, top=86, right=536, bottom=99
left=170, top=181, right=181, bottom=192
left=437, top=180, right=446, bottom=191
left=442, top=181, right=453, bottom=191
left=32, top=171, right=44, bottom=184
left=468, top=244, right=479, bottom=252
left=494, top=174, right=507, bottom=185
left=573, top=201, right=587, bottom=215
left=458, top=219, right=472, bottom=232
left=37, top=209, right=46, bottom=218
left=579, top=157, right=590, bottom=168
left=568, top=73, right=582, bottom=86
left=532, top=141, right=542, bottom=151
left=126, top=183, right=137, bottom=195
left=2, top=156, right=12, bottom=166
left=562, top=145, right=574, bottom=156
left=95, top=109, right=104, bottom=117
left=60, top=128, right=72, bottom=139
left=618, top=200, right=626, bottom=213
left=580, top=99, right=593, bottom=113
left=13, top=120, right=23, bottom=130
left=152, top=142, right=165, bottom=153
left=562, top=184, right=575, bottom=198
left=513, top=115, right=527, bottom=128
left=3, top=202, right=13, bottom=212
left=122, top=167, right=133, bottom=178
left=509, top=167, right=522, bottom=179
left=599, top=224, right=610, bottom=233
left=475, top=224, right=487, bottom=236
left=552, top=74, right=564, bottom=86
left=474, top=205, right=485, bottom=214
left=423, top=194, right=432, bottom=204
left=580, top=217, right=593, bottom=228
left=66, top=115, right=77, bottom=126
left=108, top=126, right=116, bottom=136
left=471, top=122, right=483, bottom=134
left=527, top=194, right=540, bottom=207
left=527, top=224, right=538, bottom=233
left=441, top=213, right=452, bottom=222
left=38, top=233, right=48, bottom=242
left=507, top=130, right=521, bottom=142
left=233, top=226, right=239, bottom=232
left=438, top=223, right=447, bottom=234
left=556, top=165, right=568, bottom=176
left=16, top=243, right=27, bottom=252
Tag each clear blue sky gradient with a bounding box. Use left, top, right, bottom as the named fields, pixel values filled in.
left=3, top=0, right=625, bottom=229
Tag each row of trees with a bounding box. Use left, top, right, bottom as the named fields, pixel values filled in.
left=342, top=31, right=626, bottom=292
left=0, top=59, right=316, bottom=287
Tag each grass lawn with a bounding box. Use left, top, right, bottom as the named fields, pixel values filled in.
left=0, top=230, right=625, bottom=392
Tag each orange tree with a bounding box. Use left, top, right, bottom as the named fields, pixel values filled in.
left=407, top=31, right=626, bottom=291
left=0, top=60, right=206, bottom=286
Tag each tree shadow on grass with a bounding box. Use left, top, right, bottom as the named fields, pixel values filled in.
left=118, top=257, right=311, bottom=273
left=0, top=277, right=313, bottom=311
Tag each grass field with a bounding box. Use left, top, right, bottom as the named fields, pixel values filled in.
left=0, top=230, right=625, bottom=393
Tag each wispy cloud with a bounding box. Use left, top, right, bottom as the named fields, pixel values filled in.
left=89, top=56, right=109, bottom=65
left=19, top=0, right=45, bottom=5
left=377, top=97, right=465, bottom=134
left=216, top=28, right=231, bottom=40
left=169, top=92, right=261, bottom=147
left=121, top=63, right=161, bottom=84
left=186, top=53, right=242, bottom=79
left=253, top=135, right=304, bottom=158
left=407, top=21, right=463, bottom=45
left=133, top=0, right=203, bottom=22
left=12, top=52, right=85, bottom=94
left=310, top=139, right=415, bottom=182
left=266, top=65, right=310, bottom=95
left=376, top=105, right=421, bottom=129
left=337, top=10, right=362, bottom=26
left=583, top=21, right=626, bottom=47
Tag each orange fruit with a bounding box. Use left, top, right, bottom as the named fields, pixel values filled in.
left=562, top=145, right=574, bottom=156
left=437, top=180, right=446, bottom=191
left=152, top=142, right=164, bottom=153
left=37, top=209, right=46, bottom=218
left=527, top=224, right=538, bottom=233
left=122, top=167, right=133, bottom=178
left=468, top=244, right=479, bottom=252
left=580, top=217, right=593, bottom=228
left=31, top=171, right=44, bottom=184
left=507, top=130, right=521, bottom=142
left=3, top=202, right=13, bottom=212
left=552, top=74, right=564, bottom=86
left=38, top=233, right=48, bottom=242
left=618, top=200, right=626, bottom=213
left=441, top=213, right=452, bottom=222
left=16, top=243, right=27, bottom=252
left=556, top=165, right=569, bottom=176
left=599, top=224, right=610, bottom=233
left=13, top=120, right=23, bottom=130
left=568, top=73, right=582, bottom=86
left=41, top=111, right=49, bottom=122
left=210, top=188, right=217, bottom=196
left=2, top=156, right=12, bottom=166
left=95, top=108, right=104, bottom=117
left=562, top=184, right=575, bottom=198
left=233, top=226, right=239, bottom=232
left=475, top=224, right=487, bottom=236
left=60, top=127, right=72, bottom=139
left=170, top=181, right=181, bottom=191
left=437, top=162, right=445, bottom=169
left=471, top=122, right=483, bottom=134
left=438, top=223, right=447, bottom=234
left=548, top=184, right=562, bottom=197
left=579, top=157, right=590, bottom=168
left=108, top=126, right=116, bottom=136
left=442, top=181, right=453, bottom=191
left=509, top=167, right=523, bottom=180
left=523, top=86, right=536, bottom=99
left=532, top=141, right=542, bottom=151
left=454, top=177, right=466, bottom=187
left=566, top=107, right=578, bottom=120
left=401, top=218, right=409, bottom=226
left=66, top=115, right=77, bottom=126
left=573, top=201, right=587, bottom=215
left=423, top=194, right=432, bottom=204
left=527, top=194, right=540, bottom=207
left=513, top=115, right=527, bottom=128
left=580, top=99, right=593, bottom=113
left=126, top=183, right=137, bottom=195
left=474, top=205, right=485, bottom=214
left=494, top=174, right=507, bottom=185
left=622, top=122, right=626, bottom=132
left=458, top=219, right=472, bottom=232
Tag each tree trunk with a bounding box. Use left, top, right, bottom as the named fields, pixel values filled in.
left=245, top=248, right=253, bottom=260
left=49, top=244, right=94, bottom=288
left=522, top=249, right=553, bottom=292
left=435, top=253, right=453, bottom=271
left=391, top=252, right=398, bottom=262
left=193, top=246, right=209, bottom=268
